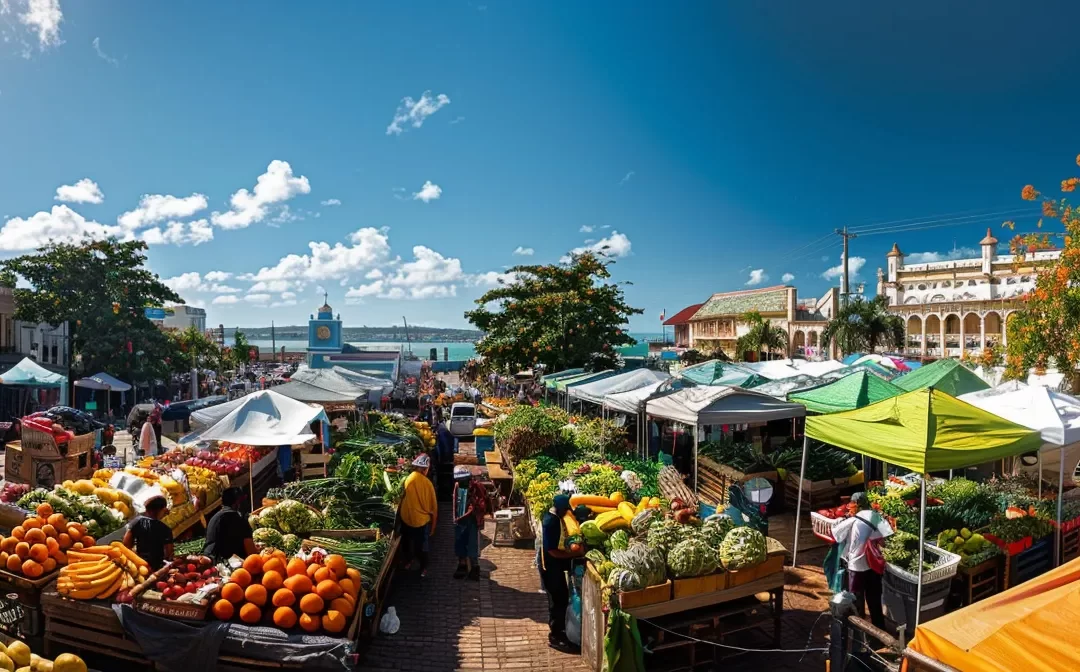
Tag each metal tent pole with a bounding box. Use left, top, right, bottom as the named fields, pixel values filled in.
left=692, top=424, right=699, bottom=494
left=791, top=435, right=810, bottom=568
left=915, top=478, right=927, bottom=631
left=1038, top=451, right=1042, bottom=500
left=1056, top=446, right=1066, bottom=567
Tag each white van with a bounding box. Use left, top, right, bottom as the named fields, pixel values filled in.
left=446, top=402, right=477, bottom=437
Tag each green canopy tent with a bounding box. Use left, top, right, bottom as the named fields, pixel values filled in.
left=679, top=360, right=770, bottom=388
left=894, top=358, right=989, bottom=397
left=791, top=387, right=1044, bottom=630
left=788, top=370, right=904, bottom=414
left=542, top=368, right=586, bottom=389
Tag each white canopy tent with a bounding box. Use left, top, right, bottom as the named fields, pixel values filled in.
left=568, top=369, right=670, bottom=405
left=603, top=380, right=671, bottom=415
left=645, top=386, right=807, bottom=490
left=197, top=389, right=329, bottom=446
left=959, top=383, right=1080, bottom=564
left=740, top=358, right=847, bottom=380
left=190, top=395, right=248, bottom=428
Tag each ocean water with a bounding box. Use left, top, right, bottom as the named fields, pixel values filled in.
left=248, top=333, right=667, bottom=362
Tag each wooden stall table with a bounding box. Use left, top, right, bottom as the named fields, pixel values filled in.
left=172, top=497, right=222, bottom=538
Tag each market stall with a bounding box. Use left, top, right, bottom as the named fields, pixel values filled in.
left=677, top=360, right=769, bottom=388
left=568, top=369, right=670, bottom=407
left=0, top=357, right=68, bottom=418
left=5, top=406, right=97, bottom=489
left=645, top=386, right=806, bottom=492
left=905, top=555, right=1080, bottom=672
left=794, top=388, right=1044, bottom=633
left=894, top=358, right=990, bottom=396
left=788, top=370, right=904, bottom=414
left=73, top=372, right=131, bottom=417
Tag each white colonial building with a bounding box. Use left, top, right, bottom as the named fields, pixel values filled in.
left=877, top=229, right=1061, bottom=359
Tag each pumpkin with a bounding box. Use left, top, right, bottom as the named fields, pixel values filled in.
left=273, top=606, right=297, bottom=628
left=239, top=603, right=262, bottom=624
left=299, top=593, right=324, bottom=614
left=212, top=599, right=234, bottom=620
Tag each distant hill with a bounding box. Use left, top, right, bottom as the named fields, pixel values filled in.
left=222, top=325, right=481, bottom=342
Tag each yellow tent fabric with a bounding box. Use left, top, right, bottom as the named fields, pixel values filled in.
left=804, top=388, right=1043, bottom=472
left=908, top=556, right=1080, bottom=671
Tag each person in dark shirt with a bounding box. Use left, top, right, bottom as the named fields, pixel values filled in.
left=123, top=496, right=174, bottom=570
left=203, top=487, right=258, bottom=562
left=538, top=494, right=584, bottom=650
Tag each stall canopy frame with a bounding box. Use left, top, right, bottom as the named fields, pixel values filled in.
left=788, top=370, right=905, bottom=414
left=894, top=358, right=990, bottom=397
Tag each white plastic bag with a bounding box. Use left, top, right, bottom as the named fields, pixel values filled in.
left=564, top=603, right=581, bottom=646
left=379, top=606, right=400, bottom=635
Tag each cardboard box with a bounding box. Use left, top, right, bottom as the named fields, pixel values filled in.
left=618, top=580, right=671, bottom=609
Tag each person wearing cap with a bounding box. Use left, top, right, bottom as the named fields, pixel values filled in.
left=399, top=453, right=438, bottom=576
left=538, top=493, right=584, bottom=650
left=452, top=465, right=487, bottom=580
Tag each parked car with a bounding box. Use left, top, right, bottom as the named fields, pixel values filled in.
left=446, top=402, right=477, bottom=437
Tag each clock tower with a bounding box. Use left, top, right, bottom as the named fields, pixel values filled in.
left=306, top=293, right=343, bottom=368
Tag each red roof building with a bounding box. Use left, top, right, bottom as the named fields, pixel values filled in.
left=663, top=303, right=704, bottom=347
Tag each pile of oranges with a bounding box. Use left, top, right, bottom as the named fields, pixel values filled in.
left=212, top=550, right=360, bottom=635
left=0, top=503, right=95, bottom=578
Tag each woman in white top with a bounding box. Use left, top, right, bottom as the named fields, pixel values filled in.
left=831, top=492, right=893, bottom=628
left=139, top=417, right=158, bottom=457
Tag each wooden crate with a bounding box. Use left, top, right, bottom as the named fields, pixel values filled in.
left=951, top=556, right=1002, bottom=608
left=1062, top=527, right=1080, bottom=564
left=697, top=457, right=777, bottom=507
left=129, top=564, right=214, bottom=622
left=617, top=580, right=671, bottom=609
left=726, top=554, right=784, bottom=588
left=672, top=574, right=718, bottom=599
left=1005, top=536, right=1053, bottom=589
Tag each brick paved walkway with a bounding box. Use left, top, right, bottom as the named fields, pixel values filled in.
left=363, top=504, right=833, bottom=672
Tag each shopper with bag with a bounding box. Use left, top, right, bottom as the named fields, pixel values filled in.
left=538, top=493, right=584, bottom=651
left=830, top=492, right=892, bottom=628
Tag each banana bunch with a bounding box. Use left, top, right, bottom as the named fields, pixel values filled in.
left=58, top=542, right=149, bottom=600
left=157, top=475, right=189, bottom=507
left=179, top=464, right=222, bottom=505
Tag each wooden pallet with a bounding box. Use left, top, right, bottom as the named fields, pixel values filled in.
left=951, top=556, right=1002, bottom=608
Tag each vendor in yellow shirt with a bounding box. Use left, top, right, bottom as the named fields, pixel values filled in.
left=399, top=453, right=438, bottom=577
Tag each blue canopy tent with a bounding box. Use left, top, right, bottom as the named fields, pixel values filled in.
left=74, top=372, right=133, bottom=416
left=0, top=358, right=68, bottom=417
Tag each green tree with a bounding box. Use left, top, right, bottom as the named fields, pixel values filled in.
left=819, top=296, right=905, bottom=356
left=229, top=329, right=252, bottom=369
left=735, top=311, right=789, bottom=362
left=1, top=239, right=181, bottom=385
left=465, top=252, right=643, bottom=372
left=169, top=326, right=224, bottom=374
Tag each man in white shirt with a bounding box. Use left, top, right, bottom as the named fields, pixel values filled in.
left=831, top=493, right=893, bottom=628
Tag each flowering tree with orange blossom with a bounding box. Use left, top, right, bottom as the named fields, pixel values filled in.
left=1002, top=155, right=1080, bottom=391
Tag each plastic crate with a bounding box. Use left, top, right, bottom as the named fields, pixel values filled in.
left=810, top=511, right=838, bottom=542
left=885, top=543, right=961, bottom=584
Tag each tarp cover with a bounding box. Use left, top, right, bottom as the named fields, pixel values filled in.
left=603, top=380, right=671, bottom=415
left=909, top=555, right=1080, bottom=672
left=0, top=357, right=65, bottom=387
left=553, top=370, right=617, bottom=391
left=789, top=371, right=904, bottom=414
left=678, top=360, right=768, bottom=388
left=569, top=369, right=670, bottom=404
left=894, top=358, right=989, bottom=397
left=113, top=603, right=353, bottom=671
left=960, top=383, right=1080, bottom=481
left=541, top=368, right=586, bottom=387
left=197, top=390, right=329, bottom=445
left=646, top=385, right=806, bottom=426
left=87, top=372, right=132, bottom=392
left=805, top=388, right=1043, bottom=472
left=740, top=358, right=847, bottom=381
left=190, top=396, right=247, bottom=428
left=750, top=374, right=822, bottom=400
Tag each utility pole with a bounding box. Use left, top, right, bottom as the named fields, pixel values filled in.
left=835, top=226, right=858, bottom=306
left=271, top=320, right=276, bottom=363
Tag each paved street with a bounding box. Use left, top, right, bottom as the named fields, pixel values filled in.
left=363, top=503, right=833, bottom=672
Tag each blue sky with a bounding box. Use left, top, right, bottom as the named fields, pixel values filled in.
left=1, top=2, right=1077, bottom=331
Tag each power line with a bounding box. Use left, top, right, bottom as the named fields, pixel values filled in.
left=849, top=207, right=1038, bottom=236
left=846, top=205, right=1037, bottom=233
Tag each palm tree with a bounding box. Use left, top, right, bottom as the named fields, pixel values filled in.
left=820, top=296, right=905, bottom=357
left=736, top=311, right=789, bottom=362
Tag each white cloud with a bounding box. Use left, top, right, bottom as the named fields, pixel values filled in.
left=904, top=247, right=980, bottom=264
left=211, top=160, right=311, bottom=229
left=140, top=219, right=213, bottom=246
left=449, top=116, right=465, bottom=125
left=19, top=0, right=62, bottom=50
left=162, top=271, right=240, bottom=294
left=280, top=291, right=296, bottom=300
left=320, top=198, right=341, bottom=206
left=0, top=205, right=120, bottom=251
left=562, top=231, right=632, bottom=262
left=745, top=269, right=768, bottom=286
left=512, top=246, right=534, bottom=256
left=392, top=187, right=407, bottom=201
left=579, top=225, right=594, bottom=233
left=346, top=245, right=465, bottom=300
left=619, top=171, right=635, bottom=187
left=469, top=271, right=519, bottom=287
left=781, top=272, right=795, bottom=283
left=365, top=268, right=384, bottom=280
left=386, top=91, right=451, bottom=135
left=241, top=226, right=392, bottom=290
left=244, top=294, right=271, bottom=304
left=821, top=255, right=867, bottom=281
left=55, top=178, right=104, bottom=204
left=92, top=37, right=117, bottom=66
left=212, top=295, right=239, bottom=305
left=118, top=193, right=208, bottom=231
left=249, top=279, right=292, bottom=293
left=412, top=181, right=442, bottom=203
left=204, top=271, right=232, bottom=283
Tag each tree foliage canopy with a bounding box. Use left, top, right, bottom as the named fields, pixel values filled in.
left=1, top=239, right=182, bottom=383
left=819, top=296, right=905, bottom=356
left=735, top=311, right=789, bottom=361
left=465, top=252, right=642, bottom=372
left=1004, top=159, right=1080, bottom=391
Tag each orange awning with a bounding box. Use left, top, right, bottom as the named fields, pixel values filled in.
left=908, top=556, right=1080, bottom=671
